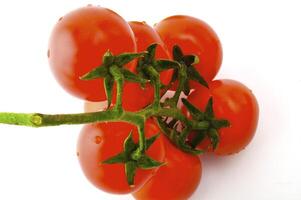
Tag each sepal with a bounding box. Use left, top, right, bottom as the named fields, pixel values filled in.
left=171, top=45, right=208, bottom=89
left=181, top=98, right=204, bottom=121
left=102, top=153, right=125, bottom=164
left=137, top=155, right=165, bottom=169
left=121, top=68, right=147, bottom=87
left=125, top=161, right=137, bottom=186
left=208, top=128, right=219, bottom=150
left=115, top=52, right=146, bottom=66
left=187, top=65, right=208, bottom=88
left=80, top=65, right=108, bottom=80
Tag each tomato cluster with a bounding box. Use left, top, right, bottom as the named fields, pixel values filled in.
left=48, top=6, right=259, bottom=200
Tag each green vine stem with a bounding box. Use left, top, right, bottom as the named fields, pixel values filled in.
left=0, top=108, right=209, bottom=130
left=145, top=66, right=161, bottom=110
left=165, top=63, right=187, bottom=108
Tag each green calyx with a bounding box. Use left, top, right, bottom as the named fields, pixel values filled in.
left=171, top=45, right=208, bottom=93
left=136, top=43, right=179, bottom=82
left=182, top=97, right=230, bottom=150
left=81, top=50, right=148, bottom=108
left=163, top=45, right=209, bottom=108
left=102, top=132, right=164, bottom=186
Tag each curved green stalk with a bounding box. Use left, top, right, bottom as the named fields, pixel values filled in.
left=165, top=63, right=187, bottom=108
left=110, top=65, right=124, bottom=112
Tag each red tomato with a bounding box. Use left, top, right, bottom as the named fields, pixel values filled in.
left=77, top=119, right=165, bottom=194
left=155, top=15, right=222, bottom=84
left=183, top=79, right=259, bottom=155
left=133, top=136, right=202, bottom=200
left=48, top=6, right=136, bottom=101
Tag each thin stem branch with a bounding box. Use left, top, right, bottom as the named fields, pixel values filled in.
left=138, top=125, right=146, bottom=152
left=170, top=63, right=187, bottom=106
left=145, top=66, right=160, bottom=110
left=110, top=66, right=124, bottom=112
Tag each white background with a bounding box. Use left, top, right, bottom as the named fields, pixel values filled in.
left=0, top=0, right=300, bottom=199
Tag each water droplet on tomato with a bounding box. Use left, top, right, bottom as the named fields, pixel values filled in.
left=76, top=152, right=80, bottom=157
left=95, top=136, right=102, bottom=144
left=58, top=17, right=63, bottom=22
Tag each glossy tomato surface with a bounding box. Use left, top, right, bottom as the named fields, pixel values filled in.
left=48, top=6, right=136, bottom=101
left=155, top=15, right=222, bottom=83
left=184, top=79, right=259, bottom=155
left=77, top=119, right=165, bottom=194
left=133, top=136, right=202, bottom=200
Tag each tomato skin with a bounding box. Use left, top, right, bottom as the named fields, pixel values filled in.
left=184, top=79, right=259, bottom=155
left=77, top=119, right=165, bottom=194
left=133, top=136, right=202, bottom=200
left=48, top=6, right=136, bottom=101
left=117, top=82, right=154, bottom=111
left=155, top=15, right=222, bottom=83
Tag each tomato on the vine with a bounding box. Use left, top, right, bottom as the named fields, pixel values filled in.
left=48, top=6, right=136, bottom=101
left=183, top=79, right=259, bottom=155
left=77, top=119, right=165, bottom=194
left=155, top=15, right=222, bottom=84
left=84, top=21, right=173, bottom=112
left=133, top=135, right=202, bottom=200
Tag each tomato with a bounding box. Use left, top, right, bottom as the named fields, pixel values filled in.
left=133, top=136, right=202, bottom=200
left=155, top=15, right=222, bottom=85
left=77, top=119, right=165, bottom=194
left=84, top=21, right=173, bottom=112
left=183, top=79, right=259, bottom=155
left=48, top=6, right=136, bottom=101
